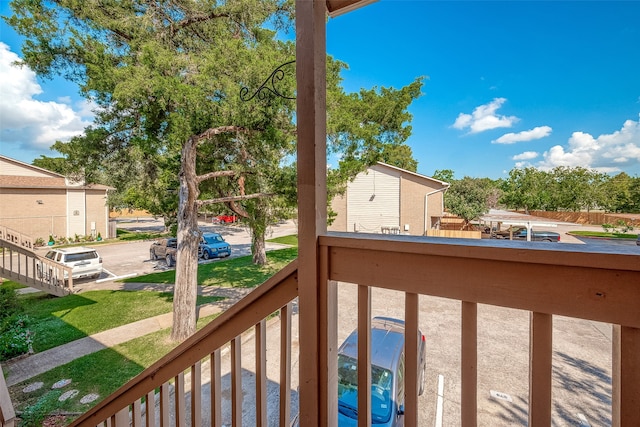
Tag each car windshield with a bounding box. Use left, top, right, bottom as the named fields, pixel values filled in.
left=204, top=235, right=224, bottom=244
left=337, top=354, right=393, bottom=423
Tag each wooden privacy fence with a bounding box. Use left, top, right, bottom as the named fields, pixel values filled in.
left=426, top=229, right=482, bottom=239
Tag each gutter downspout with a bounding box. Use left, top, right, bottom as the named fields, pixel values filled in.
left=424, top=187, right=449, bottom=235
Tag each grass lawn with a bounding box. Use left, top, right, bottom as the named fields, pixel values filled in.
left=9, top=313, right=218, bottom=426
left=267, top=234, right=298, bottom=246
left=569, top=231, right=638, bottom=239
left=124, top=246, right=298, bottom=288
left=17, top=290, right=223, bottom=353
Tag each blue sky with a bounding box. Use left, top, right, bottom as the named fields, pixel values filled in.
left=2, top=1, right=639, bottom=180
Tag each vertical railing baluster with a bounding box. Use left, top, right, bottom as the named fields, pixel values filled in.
left=256, top=319, right=267, bottom=427
left=357, top=285, right=371, bottom=427
left=112, top=407, right=128, bottom=426
left=612, top=325, right=640, bottom=426
left=319, top=244, right=337, bottom=427
left=231, top=336, right=242, bottom=427
left=405, top=292, right=419, bottom=427
left=160, top=382, right=169, bottom=427
left=280, top=303, right=292, bottom=427
left=131, top=399, right=142, bottom=427
left=529, top=312, right=552, bottom=427
left=175, top=372, right=185, bottom=427
left=191, top=361, right=202, bottom=427
left=461, top=301, right=477, bottom=427
left=145, top=390, right=156, bottom=427
left=211, top=349, right=222, bottom=427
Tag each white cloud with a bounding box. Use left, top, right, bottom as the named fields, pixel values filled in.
left=512, top=151, right=539, bottom=161
left=536, top=115, right=640, bottom=172
left=0, top=42, right=93, bottom=155
left=493, top=126, right=552, bottom=144
left=452, top=98, right=519, bottom=134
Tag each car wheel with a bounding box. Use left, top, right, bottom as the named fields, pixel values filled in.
left=150, top=250, right=157, bottom=260
left=203, top=250, right=210, bottom=260
left=418, top=364, right=426, bottom=396
left=166, top=254, right=174, bottom=267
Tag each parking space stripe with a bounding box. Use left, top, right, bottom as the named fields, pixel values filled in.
left=435, top=374, right=444, bottom=427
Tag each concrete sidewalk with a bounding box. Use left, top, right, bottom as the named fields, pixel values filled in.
left=4, top=285, right=253, bottom=387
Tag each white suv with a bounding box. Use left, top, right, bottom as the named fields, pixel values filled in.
left=40, top=247, right=103, bottom=280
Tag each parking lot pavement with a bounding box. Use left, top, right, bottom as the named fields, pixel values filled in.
left=336, top=283, right=613, bottom=427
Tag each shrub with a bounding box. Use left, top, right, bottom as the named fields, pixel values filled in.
left=0, top=286, right=21, bottom=320
left=0, top=314, right=34, bottom=360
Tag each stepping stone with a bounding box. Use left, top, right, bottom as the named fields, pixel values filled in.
left=22, top=382, right=44, bottom=393
left=59, top=389, right=79, bottom=401
left=80, top=393, right=100, bottom=404
left=51, top=379, right=72, bottom=389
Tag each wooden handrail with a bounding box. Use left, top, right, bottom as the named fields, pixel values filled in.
left=0, top=363, right=16, bottom=427
left=70, top=259, right=298, bottom=426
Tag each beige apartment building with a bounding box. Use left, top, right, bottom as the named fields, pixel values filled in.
left=0, top=155, right=112, bottom=242
left=329, top=162, right=449, bottom=236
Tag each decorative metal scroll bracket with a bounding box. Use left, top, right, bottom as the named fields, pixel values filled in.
left=240, top=60, right=296, bottom=101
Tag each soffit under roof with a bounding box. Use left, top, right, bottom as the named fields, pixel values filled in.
left=326, top=0, right=377, bottom=17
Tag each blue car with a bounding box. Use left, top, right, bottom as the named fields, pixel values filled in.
left=337, top=317, right=426, bottom=426
left=198, top=232, right=231, bottom=260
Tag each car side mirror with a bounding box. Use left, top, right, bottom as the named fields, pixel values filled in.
left=397, top=404, right=405, bottom=416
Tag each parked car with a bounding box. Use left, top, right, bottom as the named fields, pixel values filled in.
left=493, top=226, right=560, bottom=242
left=637, top=234, right=640, bottom=246
left=337, top=317, right=427, bottom=426
left=38, top=247, right=103, bottom=280
left=149, top=237, right=178, bottom=267
left=211, top=214, right=237, bottom=224
left=199, top=232, right=231, bottom=260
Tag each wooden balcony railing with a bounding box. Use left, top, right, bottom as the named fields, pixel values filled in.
left=318, top=233, right=640, bottom=426
left=69, top=260, right=299, bottom=427
left=67, top=233, right=639, bottom=426
left=0, top=225, right=73, bottom=296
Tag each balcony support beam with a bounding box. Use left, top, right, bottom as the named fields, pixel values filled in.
left=296, top=0, right=329, bottom=426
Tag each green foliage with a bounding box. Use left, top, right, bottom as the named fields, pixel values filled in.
left=432, top=169, right=455, bottom=183
left=601, top=220, right=634, bottom=234
left=0, top=315, right=34, bottom=361
left=19, top=389, right=63, bottom=427
left=445, top=177, right=492, bottom=225
left=500, top=166, right=640, bottom=213
left=0, top=286, right=22, bottom=320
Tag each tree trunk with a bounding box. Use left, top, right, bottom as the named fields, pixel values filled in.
left=252, top=230, right=267, bottom=265
left=171, top=137, right=202, bottom=342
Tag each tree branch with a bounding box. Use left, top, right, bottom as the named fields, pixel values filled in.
left=196, top=170, right=237, bottom=184
left=197, top=193, right=272, bottom=207
left=190, top=125, right=246, bottom=146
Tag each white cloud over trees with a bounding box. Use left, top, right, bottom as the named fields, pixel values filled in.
left=0, top=43, right=93, bottom=158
